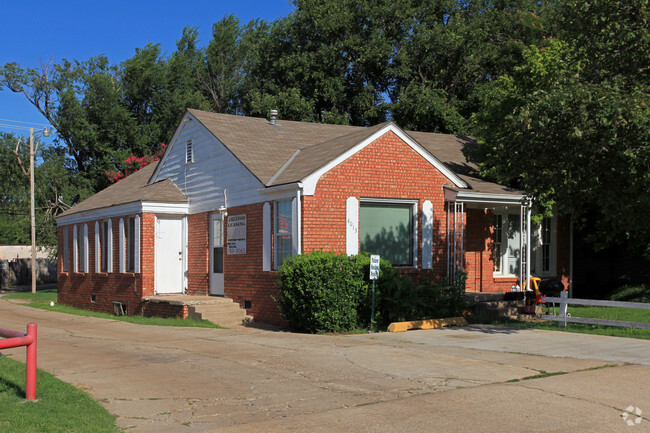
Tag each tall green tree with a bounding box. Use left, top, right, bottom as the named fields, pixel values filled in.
left=469, top=0, right=650, bottom=256
left=202, top=17, right=246, bottom=113
left=0, top=132, right=30, bottom=244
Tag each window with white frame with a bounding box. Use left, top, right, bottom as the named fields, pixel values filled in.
left=62, top=227, right=69, bottom=272
left=126, top=216, right=136, bottom=272
left=359, top=200, right=416, bottom=267
left=493, top=213, right=520, bottom=277
left=531, top=216, right=556, bottom=276
left=73, top=225, right=79, bottom=273
left=100, top=220, right=112, bottom=272
left=493, top=214, right=503, bottom=273
left=79, top=224, right=88, bottom=273
left=274, top=199, right=294, bottom=269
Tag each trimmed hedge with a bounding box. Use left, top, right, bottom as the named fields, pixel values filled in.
left=277, top=251, right=466, bottom=333
left=277, top=251, right=367, bottom=333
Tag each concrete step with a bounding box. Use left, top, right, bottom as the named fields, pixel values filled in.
left=188, top=302, right=253, bottom=328
left=475, top=300, right=524, bottom=310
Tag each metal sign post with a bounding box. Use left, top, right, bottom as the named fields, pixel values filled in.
left=369, top=255, right=380, bottom=330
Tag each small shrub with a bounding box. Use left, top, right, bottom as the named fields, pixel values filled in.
left=277, top=251, right=367, bottom=333
left=417, top=274, right=467, bottom=319
left=376, top=273, right=467, bottom=326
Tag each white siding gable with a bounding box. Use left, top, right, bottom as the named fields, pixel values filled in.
left=151, top=113, right=266, bottom=214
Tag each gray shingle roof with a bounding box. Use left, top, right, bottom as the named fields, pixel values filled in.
left=191, top=109, right=522, bottom=195
left=188, top=109, right=389, bottom=186
left=405, top=130, right=523, bottom=195
left=58, top=162, right=188, bottom=218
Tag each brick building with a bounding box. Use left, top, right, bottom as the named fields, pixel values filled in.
left=56, top=109, right=570, bottom=325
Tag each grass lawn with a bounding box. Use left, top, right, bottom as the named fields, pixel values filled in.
left=472, top=304, right=650, bottom=340
left=2, top=289, right=222, bottom=328
left=566, top=305, right=650, bottom=323
left=0, top=356, right=119, bottom=432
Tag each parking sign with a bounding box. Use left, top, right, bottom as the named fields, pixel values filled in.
left=369, top=255, right=380, bottom=280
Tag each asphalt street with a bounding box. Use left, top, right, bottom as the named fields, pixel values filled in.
left=1, top=297, right=648, bottom=432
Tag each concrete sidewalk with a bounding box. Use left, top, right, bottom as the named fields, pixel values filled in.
left=1, top=298, right=648, bottom=432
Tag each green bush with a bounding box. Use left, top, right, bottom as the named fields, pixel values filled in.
left=277, top=250, right=467, bottom=333
left=375, top=273, right=467, bottom=326
left=416, top=274, right=467, bottom=319
left=277, top=251, right=367, bottom=333
left=610, top=284, right=650, bottom=303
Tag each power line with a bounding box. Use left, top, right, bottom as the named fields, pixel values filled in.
left=0, top=118, right=50, bottom=128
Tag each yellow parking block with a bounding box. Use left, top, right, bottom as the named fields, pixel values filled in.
left=387, top=317, right=468, bottom=333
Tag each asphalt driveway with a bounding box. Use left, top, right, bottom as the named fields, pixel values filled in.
left=1, top=297, right=648, bottom=432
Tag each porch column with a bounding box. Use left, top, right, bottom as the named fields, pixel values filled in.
left=519, top=197, right=532, bottom=292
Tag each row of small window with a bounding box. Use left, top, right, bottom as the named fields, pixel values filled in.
left=62, top=216, right=140, bottom=274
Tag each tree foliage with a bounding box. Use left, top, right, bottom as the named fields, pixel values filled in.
left=469, top=0, right=650, bottom=256
left=0, top=132, right=91, bottom=246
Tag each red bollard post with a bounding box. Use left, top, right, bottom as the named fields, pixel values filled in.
left=25, top=323, right=37, bottom=401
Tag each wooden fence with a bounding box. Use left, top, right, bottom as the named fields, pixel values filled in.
left=541, top=292, right=650, bottom=329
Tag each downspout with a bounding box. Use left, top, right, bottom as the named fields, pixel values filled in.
left=526, top=199, right=532, bottom=293
left=569, top=214, right=574, bottom=298
left=296, top=187, right=302, bottom=254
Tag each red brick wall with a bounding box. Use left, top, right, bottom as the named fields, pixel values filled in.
left=142, top=303, right=188, bottom=319
left=302, top=130, right=451, bottom=280
left=187, top=213, right=209, bottom=295
left=220, top=204, right=283, bottom=325
left=140, top=213, right=155, bottom=297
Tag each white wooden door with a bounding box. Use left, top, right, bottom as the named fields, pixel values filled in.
left=155, top=216, right=184, bottom=294
left=209, top=213, right=225, bottom=295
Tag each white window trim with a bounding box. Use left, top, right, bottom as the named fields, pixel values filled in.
left=95, top=222, right=101, bottom=273
left=422, top=200, right=433, bottom=269
left=119, top=218, right=125, bottom=273
left=106, top=219, right=113, bottom=273
left=359, top=198, right=419, bottom=268
left=62, top=227, right=69, bottom=272
left=82, top=224, right=89, bottom=273
left=262, top=202, right=271, bottom=271
left=273, top=198, right=296, bottom=270
left=73, top=225, right=78, bottom=273
left=346, top=197, right=359, bottom=256
left=134, top=215, right=141, bottom=273
left=533, top=216, right=557, bottom=277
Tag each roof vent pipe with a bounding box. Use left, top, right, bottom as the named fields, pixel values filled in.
left=269, top=109, right=278, bottom=125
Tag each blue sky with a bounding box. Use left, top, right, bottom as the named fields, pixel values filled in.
left=0, top=0, right=294, bottom=137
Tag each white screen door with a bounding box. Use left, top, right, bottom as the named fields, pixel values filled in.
left=155, top=216, right=184, bottom=294
left=210, top=213, right=225, bottom=295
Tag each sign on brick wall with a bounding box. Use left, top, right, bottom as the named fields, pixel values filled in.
left=227, top=214, right=246, bottom=254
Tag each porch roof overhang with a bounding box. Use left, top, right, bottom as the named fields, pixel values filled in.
left=257, top=182, right=304, bottom=201
left=444, top=186, right=527, bottom=208
left=56, top=201, right=190, bottom=225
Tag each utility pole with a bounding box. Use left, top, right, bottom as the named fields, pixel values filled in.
left=29, top=127, right=49, bottom=294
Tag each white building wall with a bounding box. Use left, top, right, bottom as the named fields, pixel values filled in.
left=151, top=113, right=271, bottom=215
